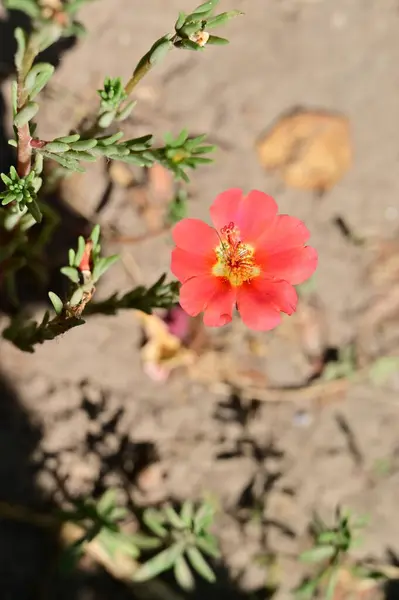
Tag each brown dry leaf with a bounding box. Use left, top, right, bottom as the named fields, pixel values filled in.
left=256, top=108, right=352, bottom=191
left=135, top=311, right=195, bottom=381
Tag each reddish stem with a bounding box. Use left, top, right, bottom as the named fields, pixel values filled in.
left=17, top=123, right=32, bottom=178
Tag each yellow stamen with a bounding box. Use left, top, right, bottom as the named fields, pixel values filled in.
left=212, top=222, right=260, bottom=286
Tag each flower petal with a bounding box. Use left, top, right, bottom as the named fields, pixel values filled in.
left=237, top=190, right=278, bottom=243
left=203, top=284, right=236, bottom=327
left=179, top=275, right=219, bottom=317
left=171, top=248, right=213, bottom=283
left=257, top=214, right=310, bottom=252
left=210, top=188, right=243, bottom=232
left=236, top=278, right=298, bottom=331
left=173, top=219, right=219, bottom=254
left=257, top=246, right=318, bottom=285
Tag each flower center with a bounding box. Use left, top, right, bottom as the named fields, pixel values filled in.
left=212, top=221, right=260, bottom=286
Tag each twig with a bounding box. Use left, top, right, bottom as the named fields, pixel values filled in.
left=16, top=42, right=37, bottom=178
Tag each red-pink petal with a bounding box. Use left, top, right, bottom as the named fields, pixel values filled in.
left=257, top=214, right=310, bottom=252
left=210, top=188, right=243, bottom=232
left=171, top=248, right=213, bottom=283
left=257, top=246, right=318, bottom=285
left=236, top=278, right=297, bottom=331
left=237, top=190, right=278, bottom=243
left=173, top=219, right=219, bottom=254
left=203, top=284, right=236, bottom=327
left=179, top=276, right=217, bottom=316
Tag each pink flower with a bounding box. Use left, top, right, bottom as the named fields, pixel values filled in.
left=171, top=189, right=318, bottom=331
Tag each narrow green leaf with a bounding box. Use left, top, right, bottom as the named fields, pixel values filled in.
left=206, top=11, right=243, bottom=28
left=148, top=38, right=173, bottom=66
left=207, top=35, right=229, bottom=45
left=97, top=131, right=124, bottom=146
left=90, top=224, right=101, bottom=247
left=68, top=139, right=98, bottom=151
left=56, top=134, right=80, bottom=144
left=143, top=509, right=168, bottom=538
left=14, top=102, right=39, bottom=127
left=92, top=255, right=119, bottom=282
left=60, top=266, right=80, bottom=284
left=176, top=39, right=202, bottom=51
left=299, top=546, right=335, bottom=563
left=1, top=172, right=12, bottom=185
left=193, top=503, right=214, bottom=534
left=11, top=80, right=18, bottom=116
left=8, top=139, right=17, bottom=148
left=68, top=248, right=76, bottom=267
left=174, top=555, right=195, bottom=590
left=25, top=63, right=54, bottom=99
left=295, top=577, right=319, bottom=599
left=48, top=291, right=63, bottom=315
left=175, top=12, right=186, bottom=31
left=70, top=287, right=84, bottom=306
left=196, top=535, right=221, bottom=559
left=27, top=198, right=42, bottom=223
left=97, top=489, right=117, bottom=516
left=190, top=0, right=219, bottom=18
left=180, top=21, right=202, bottom=37
left=44, top=141, right=70, bottom=153
left=116, top=100, right=136, bottom=122
left=186, top=546, right=216, bottom=582
left=130, top=534, right=162, bottom=550
left=133, top=542, right=185, bottom=581
left=14, top=28, right=26, bottom=71
left=66, top=150, right=97, bottom=162
left=164, top=506, right=186, bottom=530
left=40, top=151, right=84, bottom=172
left=180, top=501, right=194, bottom=528
left=98, top=111, right=115, bottom=128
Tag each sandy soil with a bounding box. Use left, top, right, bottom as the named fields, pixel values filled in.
left=1, top=0, right=399, bottom=598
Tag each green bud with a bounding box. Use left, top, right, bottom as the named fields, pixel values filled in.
left=14, top=102, right=39, bottom=127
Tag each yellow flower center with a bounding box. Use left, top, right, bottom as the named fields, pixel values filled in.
left=212, top=222, right=260, bottom=286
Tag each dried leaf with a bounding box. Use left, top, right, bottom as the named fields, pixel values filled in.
left=256, top=108, right=352, bottom=192
left=135, top=311, right=195, bottom=381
